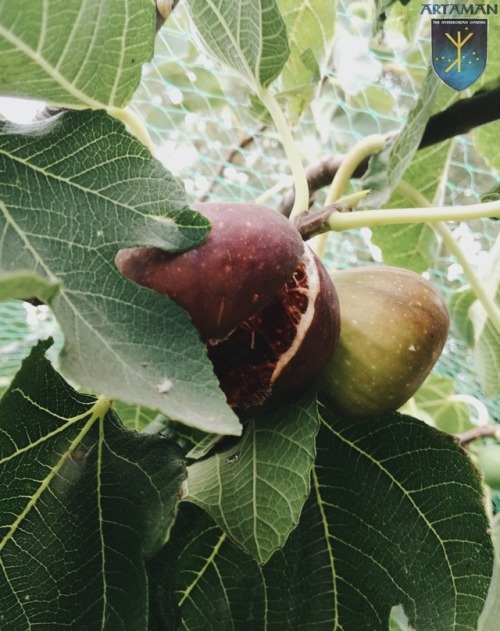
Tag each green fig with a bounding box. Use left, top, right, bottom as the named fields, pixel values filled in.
left=320, top=266, right=450, bottom=420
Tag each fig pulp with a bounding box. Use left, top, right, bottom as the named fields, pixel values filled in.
left=116, top=202, right=340, bottom=409
left=320, top=266, right=450, bottom=420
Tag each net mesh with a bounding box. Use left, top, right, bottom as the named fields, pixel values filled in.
left=1, top=0, right=498, bottom=420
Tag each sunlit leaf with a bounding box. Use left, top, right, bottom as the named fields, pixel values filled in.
left=186, top=0, right=289, bottom=88
left=0, top=0, right=155, bottom=108
left=0, top=110, right=240, bottom=435
left=475, top=120, right=500, bottom=171
left=473, top=317, right=500, bottom=397
left=409, top=374, right=478, bottom=434
left=276, top=0, right=337, bottom=118
left=369, top=140, right=451, bottom=271
left=370, top=221, right=438, bottom=272
left=450, top=286, right=476, bottom=347
left=362, top=69, right=441, bottom=210
left=470, top=235, right=500, bottom=397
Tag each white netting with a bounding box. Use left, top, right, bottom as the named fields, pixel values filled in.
left=1, top=0, right=498, bottom=420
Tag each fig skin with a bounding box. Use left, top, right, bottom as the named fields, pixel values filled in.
left=319, top=266, right=450, bottom=420
left=115, top=201, right=340, bottom=409
left=115, top=202, right=305, bottom=340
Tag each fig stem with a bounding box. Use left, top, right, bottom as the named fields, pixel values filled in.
left=328, top=199, right=499, bottom=230
left=108, top=106, right=157, bottom=157
left=325, top=134, right=386, bottom=206
left=293, top=204, right=351, bottom=240
left=395, top=181, right=500, bottom=334
left=256, top=87, right=309, bottom=219
left=314, top=134, right=386, bottom=257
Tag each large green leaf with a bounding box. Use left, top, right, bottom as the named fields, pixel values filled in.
left=185, top=391, right=318, bottom=564
left=276, top=0, right=336, bottom=118
left=0, top=0, right=155, bottom=109
left=153, top=408, right=494, bottom=630
left=0, top=340, right=186, bottom=629
left=186, top=0, right=290, bottom=88
left=263, top=407, right=493, bottom=630
left=0, top=110, right=241, bottom=435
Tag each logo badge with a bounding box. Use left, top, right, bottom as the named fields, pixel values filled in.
left=431, top=19, right=487, bottom=91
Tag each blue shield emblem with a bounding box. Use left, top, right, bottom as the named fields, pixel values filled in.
left=431, top=19, right=488, bottom=91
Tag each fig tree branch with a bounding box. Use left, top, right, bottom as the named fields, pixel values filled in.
left=419, top=86, right=500, bottom=148
left=458, top=425, right=500, bottom=446
left=201, top=123, right=267, bottom=202
left=278, top=87, right=500, bottom=215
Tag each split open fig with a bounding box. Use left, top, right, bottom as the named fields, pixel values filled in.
left=115, top=202, right=341, bottom=409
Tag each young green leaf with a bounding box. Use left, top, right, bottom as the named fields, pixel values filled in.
left=451, top=282, right=500, bottom=398
left=0, top=271, right=60, bottom=303
left=409, top=374, right=479, bottom=434
left=186, top=0, right=290, bottom=89
left=469, top=236, right=500, bottom=397
left=0, top=0, right=155, bottom=109
left=0, top=340, right=186, bottom=629
left=276, top=0, right=336, bottom=118
left=450, top=285, right=477, bottom=346
left=0, top=110, right=241, bottom=435
left=185, top=391, right=319, bottom=564
left=362, top=69, right=441, bottom=209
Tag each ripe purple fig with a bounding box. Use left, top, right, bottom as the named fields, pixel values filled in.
left=319, top=266, right=450, bottom=420
left=115, top=202, right=340, bottom=409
